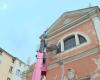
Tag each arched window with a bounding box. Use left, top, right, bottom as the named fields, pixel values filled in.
left=78, top=34, right=87, bottom=44
left=64, top=35, right=76, bottom=51
left=56, top=33, right=88, bottom=54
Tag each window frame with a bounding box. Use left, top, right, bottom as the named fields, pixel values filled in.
left=57, top=32, right=89, bottom=54
left=63, top=35, right=76, bottom=51
left=78, top=34, right=87, bottom=44
left=9, top=66, right=13, bottom=73
left=7, top=77, right=11, bottom=80
left=16, top=69, right=21, bottom=76
left=12, top=57, right=16, bottom=63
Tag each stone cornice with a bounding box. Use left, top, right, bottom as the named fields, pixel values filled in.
left=48, top=46, right=100, bottom=70
left=46, top=6, right=98, bottom=35
left=47, top=9, right=97, bottom=40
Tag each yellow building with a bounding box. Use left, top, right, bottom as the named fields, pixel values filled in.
left=0, top=48, right=28, bottom=80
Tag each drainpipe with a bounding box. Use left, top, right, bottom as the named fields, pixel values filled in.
left=61, top=62, right=64, bottom=80
left=59, top=60, right=64, bottom=80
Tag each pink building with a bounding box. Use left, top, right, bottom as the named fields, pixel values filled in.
left=42, top=6, right=100, bottom=80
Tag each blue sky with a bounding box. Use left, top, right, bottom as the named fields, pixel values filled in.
left=0, top=0, right=100, bottom=64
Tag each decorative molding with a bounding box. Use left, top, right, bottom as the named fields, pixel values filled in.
left=91, top=16, right=100, bottom=45
left=56, top=32, right=90, bottom=53
left=48, top=63, right=59, bottom=70
left=51, top=32, right=90, bottom=60
left=47, top=6, right=98, bottom=35
left=47, top=9, right=97, bottom=41
left=48, top=46, right=100, bottom=70
left=63, top=46, right=99, bottom=64
left=47, top=7, right=100, bottom=70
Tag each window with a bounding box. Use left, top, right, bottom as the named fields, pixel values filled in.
left=56, top=33, right=87, bottom=54
left=12, top=57, right=16, bottom=63
left=19, top=61, right=22, bottom=66
left=57, top=43, right=61, bottom=53
left=9, top=66, right=13, bottom=73
left=16, top=69, right=21, bottom=76
left=64, top=36, right=76, bottom=50
left=7, top=77, right=11, bottom=80
left=78, top=35, right=87, bottom=44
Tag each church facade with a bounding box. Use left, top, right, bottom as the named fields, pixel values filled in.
left=44, top=6, right=100, bottom=80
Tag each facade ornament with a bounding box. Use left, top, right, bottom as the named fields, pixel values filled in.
left=92, top=55, right=100, bottom=70
left=66, top=68, right=76, bottom=80
left=91, top=55, right=100, bottom=80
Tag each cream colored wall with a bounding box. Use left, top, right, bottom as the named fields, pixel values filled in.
left=0, top=51, right=27, bottom=80
left=12, top=59, right=27, bottom=80
left=0, top=51, right=12, bottom=80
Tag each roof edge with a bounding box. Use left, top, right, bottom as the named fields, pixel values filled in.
left=0, top=48, right=27, bottom=65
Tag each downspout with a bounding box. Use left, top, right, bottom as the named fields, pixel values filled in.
left=59, top=53, right=64, bottom=80
left=61, top=61, right=64, bottom=80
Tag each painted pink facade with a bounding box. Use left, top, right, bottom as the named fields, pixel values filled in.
left=27, top=6, right=100, bottom=80
left=45, top=6, right=100, bottom=80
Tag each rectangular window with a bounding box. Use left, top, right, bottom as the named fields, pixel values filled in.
left=57, top=43, right=61, bottom=54
left=19, top=61, right=21, bottom=66
left=64, top=36, right=76, bottom=51
left=9, top=66, right=13, bottom=73
left=7, top=77, right=11, bottom=80
left=12, top=57, right=16, bottom=63
left=16, top=69, right=21, bottom=76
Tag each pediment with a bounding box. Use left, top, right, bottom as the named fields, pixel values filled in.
left=47, top=6, right=98, bottom=35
